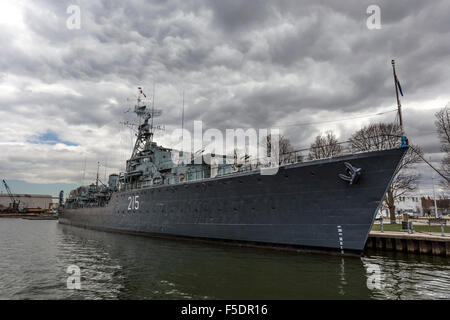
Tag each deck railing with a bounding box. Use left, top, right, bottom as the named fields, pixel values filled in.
left=119, top=134, right=405, bottom=189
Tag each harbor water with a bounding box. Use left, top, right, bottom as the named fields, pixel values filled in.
left=0, top=218, right=449, bottom=300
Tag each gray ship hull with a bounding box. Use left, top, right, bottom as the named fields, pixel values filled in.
left=59, top=148, right=407, bottom=254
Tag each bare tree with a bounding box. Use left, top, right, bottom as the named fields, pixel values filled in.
left=435, top=104, right=450, bottom=187
left=441, top=156, right=450, bottom=188
left=261, top=134, right=293, bottom=165
left=435, top=105, right=450, bottom=150
left=349, top=122, right=423, bottom=223
left=308, top=131, right=342, bottom=160
left=349, top=123, right=401, bottom=151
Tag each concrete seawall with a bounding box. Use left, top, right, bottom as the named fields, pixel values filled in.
left=0, top=213, right=57, bottom=220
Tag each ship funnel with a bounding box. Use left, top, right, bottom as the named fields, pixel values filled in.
left=211, top=158, right=219, bottom=178
left=108, top=174, right=119, bottom=189
left=59, top=190, right=64, bottom=206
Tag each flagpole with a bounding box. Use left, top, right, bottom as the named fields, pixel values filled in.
left=391, top=59, right=403, bottom=134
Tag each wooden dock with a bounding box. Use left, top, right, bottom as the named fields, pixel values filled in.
left=366, top=231, right=450, bottom=256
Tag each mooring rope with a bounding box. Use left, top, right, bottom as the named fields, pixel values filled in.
left=409, top=145, right=450, bottom=183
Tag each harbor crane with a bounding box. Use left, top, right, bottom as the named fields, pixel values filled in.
left=2, top=179, right=20, bottom=212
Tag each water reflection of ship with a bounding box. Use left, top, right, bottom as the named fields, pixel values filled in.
left=59, top=224, right=373, bottom=299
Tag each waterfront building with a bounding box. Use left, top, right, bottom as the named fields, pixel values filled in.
left=0, top=194, right=53, bottom=211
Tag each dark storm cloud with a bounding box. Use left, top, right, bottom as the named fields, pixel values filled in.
left=208, top=0, right=273, bottom=33
left=0, top=0, right=449, bottom=193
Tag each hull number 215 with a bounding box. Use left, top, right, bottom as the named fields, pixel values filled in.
left=128, top=195, right=140, bottom=211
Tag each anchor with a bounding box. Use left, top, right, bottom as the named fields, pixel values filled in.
left=338, top=162, right=362, bottom=185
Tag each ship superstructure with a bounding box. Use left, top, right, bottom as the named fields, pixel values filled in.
left=119, top=92, right=237, bottom=189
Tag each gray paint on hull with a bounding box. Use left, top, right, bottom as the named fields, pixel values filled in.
left=60, top=148, right=407, bottom=253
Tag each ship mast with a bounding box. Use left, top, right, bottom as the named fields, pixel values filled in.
left=391, top=59, right=404, bottom=134
left=96, top=161, right=100, bottom=188
left=151, top=82, right=155, bottom=142
left=129, top=87, right=162, bottom=159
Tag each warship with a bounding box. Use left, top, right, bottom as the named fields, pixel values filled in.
left=60, top=89, right=408, bottom=254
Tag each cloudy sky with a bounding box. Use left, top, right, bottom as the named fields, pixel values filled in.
left=0, top=0, right=449, bottom=197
